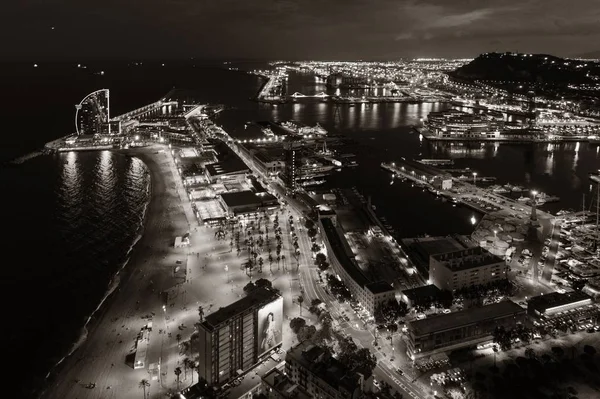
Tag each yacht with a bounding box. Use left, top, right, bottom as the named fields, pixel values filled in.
left=262, top=127, right=275, bottom=137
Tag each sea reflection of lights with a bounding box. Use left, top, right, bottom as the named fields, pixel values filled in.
left=419, top=134, right=423, bottom=143
left=347, top=105, right=357, bottom=129
left=545, top=151, right=554, bottom=176
left=63, top=151, right=78, bottom=183
left=470, top=215, right=477, bottom=225
left=292, top=103, right=302, bottom=120
left=358, top=103, right=367, bottom=129
left=494, top=142, right=499, bottom=156
left=391, top=103, right=401, bottom=128
left=61, top=151, right=82, bottom=209
left=575, top=142, right=580, bottom=153
left=99, top=150, right=112, bottom=180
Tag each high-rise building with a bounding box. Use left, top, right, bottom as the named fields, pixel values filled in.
left=196, top=288, right=283, bottom=387
left=283, top=140, right=301, bottom=192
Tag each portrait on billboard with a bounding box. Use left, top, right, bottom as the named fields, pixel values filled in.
left=257, top=297, right=283, bottom=355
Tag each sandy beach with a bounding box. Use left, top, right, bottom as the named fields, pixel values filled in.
left=41, top=142, right=309, bottom=399
left=41, top=145, right=194, bottom=399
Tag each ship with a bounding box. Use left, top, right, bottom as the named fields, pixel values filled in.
left=588, top=135, right=600, bottom=145
left=299, top=179, right=326, bottom=187
left=262, top=127, right=275, bottom=137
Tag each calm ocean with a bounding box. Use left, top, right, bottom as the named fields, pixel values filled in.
left=1, top=60, right=597, bottom=397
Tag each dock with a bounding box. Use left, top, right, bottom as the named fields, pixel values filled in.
left=415, top=126, right=596, bottom=144
left=381, top=161, right=554, bottom=219
left=417, top=159, right=454, bottom=166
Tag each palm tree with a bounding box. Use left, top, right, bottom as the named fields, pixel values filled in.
left=183, top=357, right=189, bottom=379
left=189, top=361, right=197, bottom=385
left=174, top=366, right=182, bottom=390
left=139, top=379, right=150, bottom=399
left=176, top=333, right=182, bottom=347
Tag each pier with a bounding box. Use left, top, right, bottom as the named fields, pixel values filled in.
left=416, top=126, right=595, bottom=144
left=381, top=161, right=553, bottom=219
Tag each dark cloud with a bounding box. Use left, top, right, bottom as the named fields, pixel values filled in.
left=3, top=0, right=600, bottom=60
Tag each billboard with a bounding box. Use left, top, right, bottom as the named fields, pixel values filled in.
left=257, top=296, right=283, bottom=356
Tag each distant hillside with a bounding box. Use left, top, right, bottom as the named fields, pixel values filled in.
left=450, top=52, right=599, bottom=86
left=575, top=50, right=600, bottom=60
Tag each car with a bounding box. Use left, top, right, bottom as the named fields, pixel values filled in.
left=396, top=368, right=404, bottom=375
left=416, top=314, right=426, bottom=320
left=443, top=309, right=451, bottom=314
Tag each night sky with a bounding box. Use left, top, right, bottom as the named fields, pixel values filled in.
left=5, top=0, right=600, bottom=60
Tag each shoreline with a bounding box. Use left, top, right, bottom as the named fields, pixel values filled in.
left=40, top=162, right=152, bottom=388
left=40, top=144, right=189, bottom=399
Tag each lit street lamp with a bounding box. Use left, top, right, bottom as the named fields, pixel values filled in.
left=531, top=190, right=538, bottom=222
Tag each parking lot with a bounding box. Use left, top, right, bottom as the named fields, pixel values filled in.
left=533, top=304, right=600, bottom=335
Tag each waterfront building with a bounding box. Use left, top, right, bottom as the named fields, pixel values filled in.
left=196, top=288, right=283, bottom=387
left=426, top=109, right=502, bottom=139
left=283, top=140, right=302, bottom=192
left=527, top=291, right=593, bottom=318
left=319, top=211, right=395, bottom=314
left=204, top=158, right=250, bottom=183
left=429, top=246, right=508, bottom=291
left=285, top=341, right=374, bottom=398
left=406, top=301, right=526, bottom=360
left=401, top=235, right=475, bottom=281
left=218, top=190, right=279, bottom=216
left=204, top=141, right=251, bottom=183
left=391, top=158, right=453, bottom=190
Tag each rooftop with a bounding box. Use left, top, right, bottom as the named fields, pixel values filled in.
left=528, top=291, right=592, bottom=312
left=219, top=190, right=278, bottom=209
left=408, top=300, right=525, bottom=336
left=320, top=217, right=369, bottom=288
left=262, top=367, right=311, bottom=399
left=431, top=246, right=504, bottom=271
left=365, top=281, right=395, bottom=295
left=286, top=342, right=365, bottom=392
left=396, top=158, right=452, bottom=179
left=205, top=156, right=250, bottom=177
left=411, top=236, right=468, bottom=258
left=201, top=288, right=280, bottom=331
left=401, top=284, right=442, bottom=301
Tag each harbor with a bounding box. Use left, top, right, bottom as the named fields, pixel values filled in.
left=380, top=160, right=555, bottom=220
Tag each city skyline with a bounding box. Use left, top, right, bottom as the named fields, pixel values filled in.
left=5, top=0, right=600, bottom=61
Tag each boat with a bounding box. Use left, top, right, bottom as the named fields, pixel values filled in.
left=489, top=185, right=509, bottom=193
left=314, top=122, right=328, bottom=135
left=588, top=136, right=600, bottom=145
left=299, top=179, right=325, bottom=187
left=517, top=196, right=530, bottom=202
left=262, top=127, right=275, bottom=137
